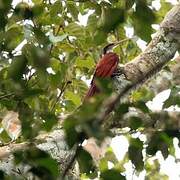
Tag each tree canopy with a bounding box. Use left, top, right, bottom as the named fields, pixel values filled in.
left=0, top=0, right=179, bottom=179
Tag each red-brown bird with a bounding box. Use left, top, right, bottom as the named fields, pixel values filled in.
left=84, top=42, right=121, bottom=100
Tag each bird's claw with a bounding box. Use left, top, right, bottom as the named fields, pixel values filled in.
left=111, top=66, right=125, bottom=77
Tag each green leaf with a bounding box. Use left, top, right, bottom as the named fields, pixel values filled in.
left=50, top=58, right=61, bottom=72
left=8, top=55, right=27, bottom=81
left=64, top=116, right=79, bottom=148
left=95, top=77, right=113, bottom=95
left=163, top=87, right=180, bottom=108
left=105, top=148, right=118, bottom=164
left=0, top=0, right=12, bottom=11
left=132, top=0, right=156, bottom=41
left=115, top=103, right=129, bottom=115
left=67, top=2, right=79, bottom=20
left=22, top=44, right=49, bottom=70
left=87, top=14, right=98, bottom=32
left=49, top=32, right=68, bottom=44
left=31, top=4, right=44, bottom=18
left=98, top=7, right=125, bottom=33
left=133, top=101, right=150, bottom=113
left=4, top=25, right=24, bottom=51
left=14, top=2, right=33, bottom=20
left=14, top=147, right=59, bottom=179
left=93, top=30, right=107, bottom=45
left=132, top=21, right=153, bottom=42
left=24, top=88, right=44, bottom=98
left=50, top=1, right=62, bottom=17
left=128, top=138, right=144, bottom=171
left=34, top=157, right=59, bottom=178
left=76, top=56, right=95, bottom=69
left=41, top=113, right=58, bottom=131
left=33, top=27, right=50, bottom=46
left=65, top=91, right=81, bottom=107
left=0, top=0, right=12, bottom=29
left=77, top=148, right=95, bottom=175
left=129, top=116, right=142, bottom=130
left=146, top=132, right=172, bottom=159
left=49, top=71, right=63, bottom=88
left=65, top=23, right=84, bottom=37
left=125, top=0, right=135, bottom=10
left=0, top=170, right=4, bottom=179
left=0, top=130, right=11, bottom=143
left=131, top=87, right=154, bottom=102
left=99, top=158, right=108, bottom=172
left=155, top=0, right=172, bottom=23
left=100, top=169, right=125, bottom=180
left=73, top=79, right=88, bottom=97
left=0, top=13, right=7, bottom=30
left=18, top=103, right=36, bottom=139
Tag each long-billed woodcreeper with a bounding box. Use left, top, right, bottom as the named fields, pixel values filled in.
left=84, top=42, right=122, bottom=100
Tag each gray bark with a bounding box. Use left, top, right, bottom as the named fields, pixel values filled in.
left=98, top=4, right=180, bottom=121
left=0, top=129, right=79, bottom=179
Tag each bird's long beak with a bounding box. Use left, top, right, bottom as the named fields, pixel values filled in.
left=102, top=37, right=135, bottom=55
left=113, top=37, right=132, bottom=48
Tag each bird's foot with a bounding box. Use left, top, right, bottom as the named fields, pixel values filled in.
left=111, top=65, right=125, bottom=78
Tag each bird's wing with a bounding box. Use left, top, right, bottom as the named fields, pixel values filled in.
left=95, top=53, right=119, bottom=77
left=84, top=53, right=119, bottom=100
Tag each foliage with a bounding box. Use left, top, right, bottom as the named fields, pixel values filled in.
left=0, top=0, right=179, bottom=179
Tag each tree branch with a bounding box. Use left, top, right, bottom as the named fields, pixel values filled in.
left=98, top=4, right=180, bottom=122
left=108, top=108, right=180, bottom=130
left=0, top=130, right=79, bottom=179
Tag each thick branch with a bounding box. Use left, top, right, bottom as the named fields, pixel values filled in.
left=99, top=4, right=180, bottom=121
left=108, top=109, right=180, bottom=130
left=0, top=130, right=79, bottom=179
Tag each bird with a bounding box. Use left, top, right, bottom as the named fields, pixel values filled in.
left=84, top=39, right=129, bottom=100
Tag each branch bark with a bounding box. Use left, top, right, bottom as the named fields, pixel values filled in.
left=0, top=130, right=79, bottom=179
left=98, top=4, right=180, bottom=122
left=108, top=108, right=180, bottom=130
left=147, top=56, right=180, bottom=94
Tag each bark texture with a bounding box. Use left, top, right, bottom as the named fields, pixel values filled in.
left=99, top=4, right=180, bottom=121
left=0, top=130, right=79, bottom=179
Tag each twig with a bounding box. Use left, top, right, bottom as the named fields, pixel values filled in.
left=0, top=93, right=14, bottom=100
left=0, top=140, right=16, bottom=148
left=25, top=68, right=35, bottom=86
left=32, top=18, right=37, bottom=29
left=49, top=24, right=62, bottom=55
left=50, top=81, right=71, bottom=112
left=11, top=168, right=28, bottom=180
left=27, top=72, right=35, bottom=83
left=131, top=166, right=136, bottom=180
left=111, top=129, right=137, bottom=136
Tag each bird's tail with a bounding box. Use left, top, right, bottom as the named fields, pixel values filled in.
left=84, top=82, right=100, bottom=100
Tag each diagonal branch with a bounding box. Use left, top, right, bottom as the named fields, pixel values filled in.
left=97, top=4, right=180, bottom=122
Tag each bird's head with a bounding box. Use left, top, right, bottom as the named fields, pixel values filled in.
left=102, top=38, right=132, bottom=55
left=102, top=43, right=116, bottom=55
